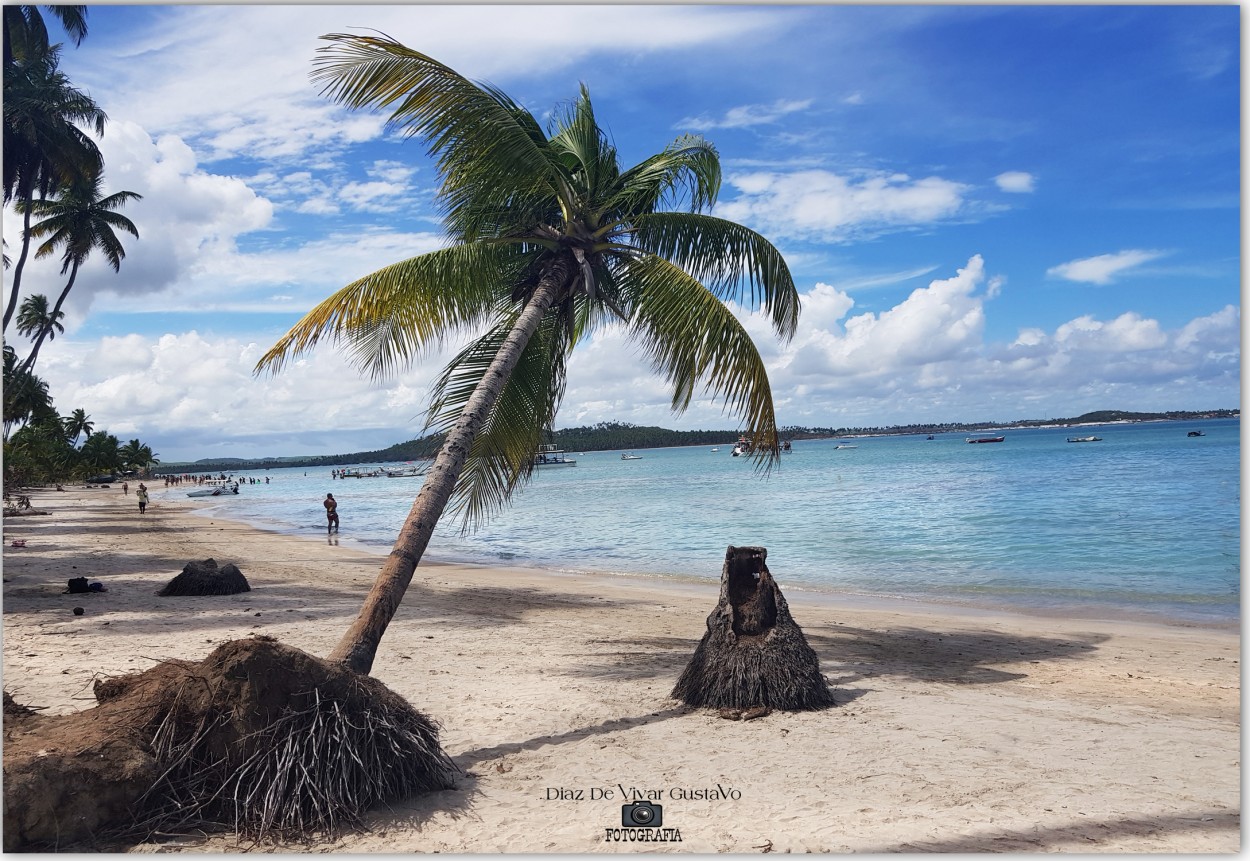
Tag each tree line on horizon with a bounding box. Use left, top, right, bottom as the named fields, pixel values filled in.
left=156, top=408, right=1238, bottom=473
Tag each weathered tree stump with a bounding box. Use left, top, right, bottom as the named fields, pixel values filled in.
left=159, top=558, right=250, bottom=596
left=672, top=546, right=835, bottom=711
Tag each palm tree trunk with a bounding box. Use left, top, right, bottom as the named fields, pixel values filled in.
left=3, top=198, right=35, bottom=334
left=329, top=257, right=573, bottom=674
left=18, top=262, right=76, bottom=377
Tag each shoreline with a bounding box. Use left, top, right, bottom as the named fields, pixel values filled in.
left=2, top=486, right=1239, bottom=852
left=168, top=483, right=1239, bottom=634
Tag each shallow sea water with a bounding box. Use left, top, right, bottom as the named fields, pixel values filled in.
left=168, top=418, right=1241, bottom=625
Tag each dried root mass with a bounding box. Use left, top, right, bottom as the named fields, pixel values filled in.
left=3, top=637, right=457, bottom=850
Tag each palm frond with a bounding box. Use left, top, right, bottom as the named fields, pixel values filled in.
left=630, top=212, right=799, bottom=339
left=608, top=135, right=721, bottom=219
left=254, top=243, right=525, bottom=378
left=313, top=33, right=566, bottom=237
left=548, top=84, right=620, bottom=216
left=424, top=313, right=569, bottom=530
left=618, top=253, right=782, bottom=469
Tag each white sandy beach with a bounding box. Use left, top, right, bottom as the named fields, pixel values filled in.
left=1, top=485, right=1239, bottom=852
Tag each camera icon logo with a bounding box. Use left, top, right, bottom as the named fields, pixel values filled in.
left=622, top=801, right=663, bottom=828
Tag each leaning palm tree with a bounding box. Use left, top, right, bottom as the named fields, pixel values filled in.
left=258, top=33, right=801, bottom=675
left=18, top=172, right=140, bottom=375
left=3, top=37, right=105, bottom=332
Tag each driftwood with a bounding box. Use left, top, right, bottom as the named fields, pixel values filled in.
left=672, top=546, right=835, bottom=711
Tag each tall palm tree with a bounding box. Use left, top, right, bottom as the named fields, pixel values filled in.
left=78, top=429, right=120, bottom=474
left=119, top=437, right=159, bottom=473
left=17, top=172, right=140, bottom=375
left=4, top=5, right=88, bottom=68
left=3, top=345, right=53, bottom=441
left=257, top=34, right=800, bottom=675
left=63, top=406, right=92, bottom=445
left=3, top=37, right=105, bottom=332
left=15, top=292, right=63, bottom=345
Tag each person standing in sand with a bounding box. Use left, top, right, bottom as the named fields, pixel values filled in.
left=324, top=493, right=339, bottom=533
left=136, top=483, right=149, bottom=514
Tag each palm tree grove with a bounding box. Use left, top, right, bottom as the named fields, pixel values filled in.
left=2, top=5, right=152, bottom=491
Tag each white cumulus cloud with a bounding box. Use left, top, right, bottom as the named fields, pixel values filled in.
left=716, top=169, right=971, bottom=242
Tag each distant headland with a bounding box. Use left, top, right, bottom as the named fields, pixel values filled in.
left=154, top=409, right=1238, bottom=474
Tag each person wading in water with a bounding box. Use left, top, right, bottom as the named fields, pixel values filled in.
left=324, top=493, right=339, bottom=533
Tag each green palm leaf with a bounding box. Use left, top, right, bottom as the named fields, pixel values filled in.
left=619, top=253, right=782, bottom=468
left=424, top=311, right=569, bottom=530
left=313, top=33, right=569, bottom=239
left=631, top=211, right=799, bottom=339
left=256, top=243, right=526, bottom=378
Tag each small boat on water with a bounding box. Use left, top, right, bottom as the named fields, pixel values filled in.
left=385, top=464, right=428, bottom=478
left=187, top=479, right=239, bottom=498
left=835, top=444, right=857, bottom=450
left=535, top=444, right=577, bottom=467
left=1187, top=430, right=1206, bottom=437
left=710, top=447, right=720, bottom=453
left=731, top=435, right=750, bottom=456
left=1066, top=436, right=1102, bottom=443
left=621, top=453, right=643, bottom=460
left=337, top=467, right=386, bottom=478
left=966, top=436, right=1005, bottom=444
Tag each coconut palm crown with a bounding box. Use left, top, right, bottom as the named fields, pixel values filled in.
left=260, top=33, right=799, bottom=522
left=257, top=34, right=800, bottom=674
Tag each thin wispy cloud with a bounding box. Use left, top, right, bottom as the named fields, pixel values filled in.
left=680, top=99, right=813, bottom=130
left=1047, top=250, right=1170, bottom=285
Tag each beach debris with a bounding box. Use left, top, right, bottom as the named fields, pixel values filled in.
left=159, top=559, right=250, bottom=596
left=717, top=708, right=743, bottom=720
left=672, top=546, right=835, bottom=712
left=10, top=539, right=26, bottom=548
left=72, top=607, right=84, bottom=616
left=4, top=637, right=457, bottom=851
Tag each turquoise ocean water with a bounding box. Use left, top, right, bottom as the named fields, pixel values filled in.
left=161, top=419, right=1241, bottom=625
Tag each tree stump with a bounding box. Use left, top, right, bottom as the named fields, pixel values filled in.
left=158, top=558, right=250, bottom=596
left=672, top=546, right=834, bottom=711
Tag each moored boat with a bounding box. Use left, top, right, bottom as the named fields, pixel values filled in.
left=535, top=444, right=576, bottom=467
left=621, top=453, right=643, bottom=460
left=966, top=436, right=1005, bottom=444
left=1066, top=436, right=1102, bottom=443
left=385, top=464, right=428, bottom=477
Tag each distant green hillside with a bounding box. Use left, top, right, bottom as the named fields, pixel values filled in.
left=155, top=409, right=1237, bottom=474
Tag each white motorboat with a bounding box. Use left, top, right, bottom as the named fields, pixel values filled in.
left=621, top=453, right=643, bottom=460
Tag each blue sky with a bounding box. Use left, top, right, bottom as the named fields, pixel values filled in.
left=5, top=4, right=1240, bottom=462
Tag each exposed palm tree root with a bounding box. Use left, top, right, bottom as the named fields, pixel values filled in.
left=672, top=546, right=836, bottom=711
left=3, top=636, right=457, bottom=851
